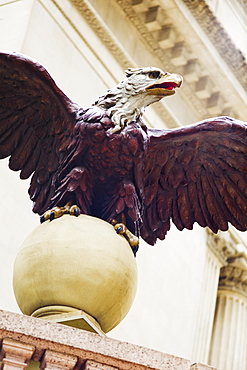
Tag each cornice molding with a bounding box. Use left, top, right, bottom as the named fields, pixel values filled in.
left=55, top=0, right=247, bottom=123
left=182, top=0, right=247, bottom=91
left=53, top=0, right=131, bottom=70
left=116, top=0, right=172, bottom=68
left=241, top=0, right=247, bottom=13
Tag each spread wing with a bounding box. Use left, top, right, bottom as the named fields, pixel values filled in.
left=141, top=116, right=247, bottom=245
left=0, top=51, right=82, bottom=214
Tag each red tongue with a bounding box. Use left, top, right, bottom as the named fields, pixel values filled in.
left=149, top=82, right=177, bottom=90
left=160, top=82, right=177, bottom=90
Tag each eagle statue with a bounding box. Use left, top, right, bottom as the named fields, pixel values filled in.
left=0, top=51, right=247, bottom=256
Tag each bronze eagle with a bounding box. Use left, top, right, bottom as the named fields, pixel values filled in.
left=0, top=51, right=247, bottom=255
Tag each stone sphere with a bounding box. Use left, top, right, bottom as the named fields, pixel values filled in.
left=13, top=215, right=138, bottom=333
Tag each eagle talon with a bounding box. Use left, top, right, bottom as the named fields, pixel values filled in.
left=115, top=225, right=126, bottom=234
left=112, top=220, right=139, bottom=256
left=132, top=244, right=139, bottom=257
left=74, top=208, right=80, bottom=217
left=69, top=205, right=80, bottom=217
left=50, top=211, right=55, bottom=221
left=40, top=203, right=81, bottom=223
left=40, top=215, right=45, bottom=224
left=116, top=226, right=123, bottom=234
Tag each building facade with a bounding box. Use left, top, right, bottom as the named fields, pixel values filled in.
left=0, top=1, right=247, bottom=369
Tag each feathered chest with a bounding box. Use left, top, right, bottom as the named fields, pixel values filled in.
left=77, top=110, right=147, bottom=178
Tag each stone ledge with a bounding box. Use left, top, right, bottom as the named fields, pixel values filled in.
left=0, top=310, right=217, bottom=369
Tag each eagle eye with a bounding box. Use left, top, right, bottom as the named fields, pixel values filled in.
left=148, top=71, right=161, bottom=79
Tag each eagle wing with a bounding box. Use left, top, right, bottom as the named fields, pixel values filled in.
left=141, top=116, right=247, bottom=245
left=0, top=51, right=82, bottom=214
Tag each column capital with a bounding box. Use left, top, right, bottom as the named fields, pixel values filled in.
left=206, top=229, right=237, bottom=265
left=217, top=232, right=247, bottom=297
left=219, top=264, right=247, bottom=298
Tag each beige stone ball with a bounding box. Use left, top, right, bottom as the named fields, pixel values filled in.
left=13, top=215, right=138, bottom=333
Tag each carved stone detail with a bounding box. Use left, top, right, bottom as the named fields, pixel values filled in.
left=0, top=309, right=216, bottom=370
left=40, top=349, right=78, bottom=370
left=207, top=227, right=247, bottom=296
left=219, top=265, right=247, bottom=297
left=239, top=0, right=247, bottom=19
left=182, top=0, right=247, bottom=91
left=206, top=229, right=237, bottom=265
left=66, top=0, right=132, bottom=69
left=0, top=338, right=35, bottom=370
left=117, top=0, right=188, bottom=68
left=83, top=360, right=118, bottom=370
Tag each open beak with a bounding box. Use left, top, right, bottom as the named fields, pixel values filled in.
left=146, top=73, right=183, bottom=96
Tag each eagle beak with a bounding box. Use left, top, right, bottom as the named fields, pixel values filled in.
left=146, top=73, right=183, bottom=96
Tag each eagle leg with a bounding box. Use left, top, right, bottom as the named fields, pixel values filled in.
left=111, top=219, right=139, bottom=257
left=40, top=202, right=81, bottom=223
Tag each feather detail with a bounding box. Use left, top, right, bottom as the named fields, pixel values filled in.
left=199, top=170, right=218, bottom=233
left=187, top=181, right=207, bottom=228
left=142, top=117, right=247, bottom=244
left=177, top=185, right=194, bottom=230
left=0, top=123, right=28, bottom=158
left=0, top=51, right=79, bottom=214
left=9, top=127, right=34, bottom=171
left=157, top=191, right=173, bottom=223
left=20, top=145, right=41, bottom=179
left=172, top=189, right=184, bottom=231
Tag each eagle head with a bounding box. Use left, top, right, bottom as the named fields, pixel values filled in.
left=94, top=67, right=182, bottom=132
left=125, top=67, right=182, bottom=98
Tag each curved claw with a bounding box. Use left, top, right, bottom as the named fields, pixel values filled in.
left=132, top=244, right=139, bottom=257
left=111, top=220, right=139, bottom=257
left=40, top=203, right=81, bottom=224
left=40, top=215, right=45, bottom=224
left=70, top=205, right=80, bottom=217
left=50, top=211, right=55, bottom=221
left=116, top=226, right=124, bottom=234
left=74, top=208, right=80, bottom=217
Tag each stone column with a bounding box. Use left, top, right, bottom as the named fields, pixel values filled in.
left=0, top=338, right=34, bottom=370
left=192, top=248, right=222, bottom=363
left=192, top=230, right=236, bottom=363
left=209, top=253, right=247, bottom=370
